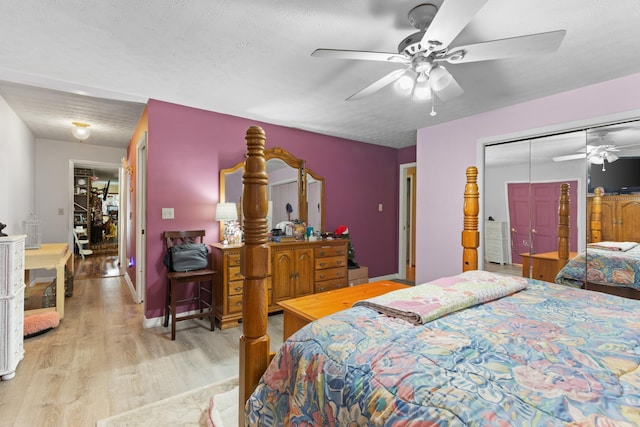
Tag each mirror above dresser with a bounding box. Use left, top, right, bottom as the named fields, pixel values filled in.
left=219, top=147, right=325, bottom=236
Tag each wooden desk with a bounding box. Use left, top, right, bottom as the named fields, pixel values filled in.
left=278, top=281, right=410, bottom=340
left=24, top=243, right=73, bottom=320
left=521, top=251, right=578, bottom=283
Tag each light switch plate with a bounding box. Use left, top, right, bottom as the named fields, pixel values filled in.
left=162, top=208, right=174, bottom=219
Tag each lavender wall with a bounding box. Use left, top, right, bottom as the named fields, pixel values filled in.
left=416, top=73, right=640, bottom=284
left=144, top=100, right=401, bottom=319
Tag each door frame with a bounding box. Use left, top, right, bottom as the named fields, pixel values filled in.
left=135, top=132, right=147, bottom=305
left=398, top=162, right=416, bottom=280
left=69, top=159, right=124, bottom=272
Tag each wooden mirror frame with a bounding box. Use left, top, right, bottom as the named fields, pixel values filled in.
left=219, top=147, right=325, bottom=238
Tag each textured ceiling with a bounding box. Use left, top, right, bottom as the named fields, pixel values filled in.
left=1, top=1, right=640, bottom=150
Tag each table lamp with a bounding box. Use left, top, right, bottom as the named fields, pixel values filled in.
left=215, top=203, right=238, bottom=245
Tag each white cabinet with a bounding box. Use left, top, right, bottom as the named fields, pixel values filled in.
left=0, top=235, right=26, bottom=381
left=485, top=221, right=509, bottom=265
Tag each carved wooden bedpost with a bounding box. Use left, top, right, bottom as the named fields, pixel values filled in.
left=558, top=183, right=570, bottom=264
left=591, top=187, right=603, bottom=243
left=462, top=166, right=479, bottom=271
left=238, top=126, right=270, bottom=425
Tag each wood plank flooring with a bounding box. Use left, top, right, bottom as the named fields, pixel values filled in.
left=0, top=255, right=283, bottom=426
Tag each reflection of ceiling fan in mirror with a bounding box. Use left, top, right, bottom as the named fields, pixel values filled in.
left=553, top=144, right=640, bottom=171
left=311, top=0, right=566, bottom=115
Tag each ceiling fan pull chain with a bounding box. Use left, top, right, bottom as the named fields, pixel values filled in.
left=430, top=88, right=437, bottom=116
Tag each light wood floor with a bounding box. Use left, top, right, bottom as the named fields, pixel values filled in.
left=1, top=255, right=283, bottom=426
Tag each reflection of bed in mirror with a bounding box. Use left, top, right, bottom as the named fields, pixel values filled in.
left=556, top=186, right=640, bottom=299
left=237, top=135, right=640, bottom=425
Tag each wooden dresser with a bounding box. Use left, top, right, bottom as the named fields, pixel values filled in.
left=587, top=193, right=640, bottom=242
left=211, top=239, right=348, bottom=329
left=484, top=221, right=509, bottom=265
left=521, top=251, right=578, bottom=283
left=0, top=235, right=26, bottom=381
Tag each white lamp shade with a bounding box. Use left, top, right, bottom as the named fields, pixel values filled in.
left=394, top=69, right=416, bottom=96
left=429, top=66, right=453, bottom=92
left=412, top=76, right=431, bottom=101
left=215, top=203, right=238, bottom=221
left=71, top=122, right=91, bottom=141
left=605, top=152, right=619, bottom=163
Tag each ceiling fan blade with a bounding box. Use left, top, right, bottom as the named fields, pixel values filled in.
left=311, top=48, right=408, bottom=63
left=553, top=153, right=587, bottom=162
left=420, top=0, right=488, bottom=51
left=346, top=69, right=406, bottom=101
left=443, top=30, right=566, bottom=64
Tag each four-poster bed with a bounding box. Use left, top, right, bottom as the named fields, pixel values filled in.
left=555, top=186, right=640, bottom=299
left=238, top=127, right=640, bottom=426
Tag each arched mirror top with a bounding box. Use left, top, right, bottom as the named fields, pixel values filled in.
left=219, top=147, right=325, bottom=238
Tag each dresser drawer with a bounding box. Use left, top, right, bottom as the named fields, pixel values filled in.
left=227, top=266, right=244, bottom=282
left=485, top=221, right=507, bottom=239
left=227, top=289, right=272, bottom=314
left=315, top=267, right=347, bottom=282
left=484, top=239, right=504, bottom=252
left=314, top=278, right=347, bottom=293
left=228, top=280, right=244, bottom=296
left=315, top=255, right=346, bottom=270
left=314, top=246, right=346, bottom=258
left=227, top=294, right=243, bottom=314
left=227, top=253, right=241, bottom=267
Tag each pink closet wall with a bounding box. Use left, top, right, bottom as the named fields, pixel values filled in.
left=141, top=99, right=405, bottom=319
left=416, top=73, right=640, bottom=284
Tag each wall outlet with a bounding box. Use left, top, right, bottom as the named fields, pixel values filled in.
left=58, top=208, right=64, bottom=215
left=162, top=208, right=174, bottom=219
left=378, top=204, right=383, bottom=212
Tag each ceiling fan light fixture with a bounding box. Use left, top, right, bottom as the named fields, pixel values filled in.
left=394, top=69, right=417, bottom=95
left=412, top=74, right=431, bottom=101
left=589, top=155, right=604, bottom=165
left=429, top=65, right=453, bottom=91
left=605, top=152, right=619, bottom=163
left=71, top=122, right=91, bottom=141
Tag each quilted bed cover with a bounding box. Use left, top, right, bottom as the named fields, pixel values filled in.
left=246, top=271, right=640, bottom=426
left=555, top=244, right=640, bottom=290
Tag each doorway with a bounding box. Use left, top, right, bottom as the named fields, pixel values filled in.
left=398, top=163, right=416, bottom=283
left=71, top=161, right=123, bottom=276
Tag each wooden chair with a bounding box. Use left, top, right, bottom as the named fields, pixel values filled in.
left=163, top=230, right=216, bottom=340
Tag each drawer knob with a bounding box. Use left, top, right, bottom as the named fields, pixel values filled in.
left=234, top=286, right=242, bottom=292
left=319, top=274, right=326, bottom=279
left=235, top=301, right=242, bottom=307
left=336, top=272, right=344, bottom=277
left=319, top=262, right=326, bottom=267
left=319, top=251, right=326, bottom=256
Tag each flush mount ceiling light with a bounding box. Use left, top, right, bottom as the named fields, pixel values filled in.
left=71, top=122, right=91, bottom=141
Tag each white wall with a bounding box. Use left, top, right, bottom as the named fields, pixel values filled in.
left=35, top=138, right=125, bottom=247
left=0, top=94, right=35, bottom=235
left=416, top=72, right=640, bottom=284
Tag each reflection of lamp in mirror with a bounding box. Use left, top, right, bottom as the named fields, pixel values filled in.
left=215, top=203, right=238, bottom=245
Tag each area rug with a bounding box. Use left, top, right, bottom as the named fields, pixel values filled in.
left=96, top=377, right=238, bottom=427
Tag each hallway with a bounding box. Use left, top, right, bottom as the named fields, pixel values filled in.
left=2, top=255, right=283, bottom=426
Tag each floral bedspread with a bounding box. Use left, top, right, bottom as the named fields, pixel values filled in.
left=246, top=272, right=640, bottom=426
left=555, top=244, right=640, bottom=290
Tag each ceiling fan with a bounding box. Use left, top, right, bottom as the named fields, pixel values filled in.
left=311, top=0, right=566, bottom=114
left=553, top=144, right=640, bottom=171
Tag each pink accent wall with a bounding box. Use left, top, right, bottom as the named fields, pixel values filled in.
left=416, top=73, right=640, bottom=284
left=142, top=100, right=402, bottom=319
